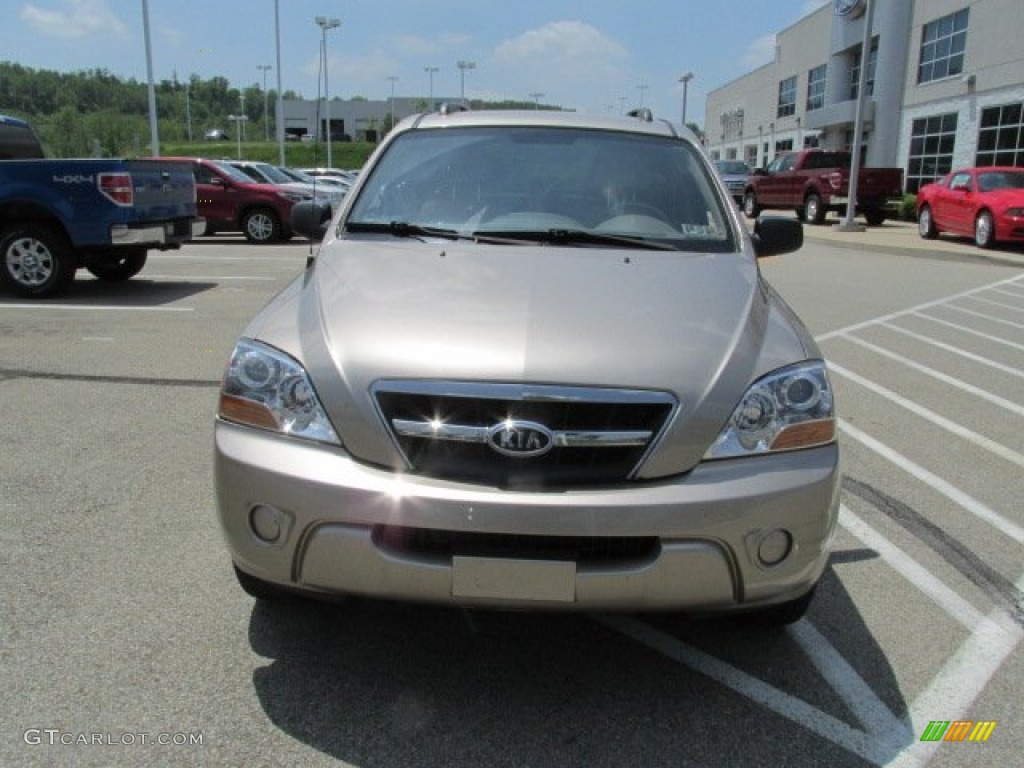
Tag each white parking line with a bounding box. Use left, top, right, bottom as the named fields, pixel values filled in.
left=942, top=303, right=1024, bottom=329
left=829, top=363, right=1024, bottom=470
left=0, top=303, right=192, bottom=312
left=839, top=333, right=1024, bottom=416
left=817, top=274, right=1024, bottom=342
left=598, top=614, right=891, bottom=764
left=964, top=295, right=1024, bottom=313
left=887, top=586, right=1023, bottom=768
left=137, top=274, right=276, bottom=281
left=839, top=419, right=1024, bottom=544
left=913, top=312, right=1024, bottom=352
left=879, top=322, right=1024, bottom=380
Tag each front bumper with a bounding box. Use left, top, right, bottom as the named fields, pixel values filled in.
left=215, top=420, right=840, bottom=611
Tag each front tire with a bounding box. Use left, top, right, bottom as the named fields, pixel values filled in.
left=742, top=191, right=760, bottom=219
left=863, top=209, right=886, bottom=227
left=242, top=208, right=282, bottom=244
left=974, top=210, right=996, bottom=248
left=918, top=204, right=938, bottom=239
left=85, top=249, right=148, bottom=281
left=803, top=192, right=826, bottom=225
left=0, top=223, right=76, bottom=298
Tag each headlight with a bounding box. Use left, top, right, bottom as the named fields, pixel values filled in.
left=218, top=339, right=340, bottom=444
left=705, top=361, right=835, bottom=459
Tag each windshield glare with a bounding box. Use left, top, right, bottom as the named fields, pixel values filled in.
left=346, top=127, right=735, bottom=251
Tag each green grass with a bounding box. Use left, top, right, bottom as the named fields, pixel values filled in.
left=158, top=140, right=376, bottom=170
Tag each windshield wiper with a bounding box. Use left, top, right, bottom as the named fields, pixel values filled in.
left=346, top=221, right=463, bottom=241
left=347, top=221, right=540, bottom=245
left=474, top=228, right=678, bottom=251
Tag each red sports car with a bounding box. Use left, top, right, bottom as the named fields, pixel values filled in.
left=916, top=166, right=1024, bottom=248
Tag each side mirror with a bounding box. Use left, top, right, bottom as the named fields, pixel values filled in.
left=752, top=216, right=803, bottom=258
left=950, top=182, right=970, bottom=193
left=752, top=167, right=768, bottom=176
left=291, top=201, right=332, bottom=242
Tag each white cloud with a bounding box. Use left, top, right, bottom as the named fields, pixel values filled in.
left=494, top=20, right=628, bottom=82
left=20, top=0, right=128, bottom=40
left=741, top=34, right=777, bottom=69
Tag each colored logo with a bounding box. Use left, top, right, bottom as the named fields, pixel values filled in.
left=920, top=720, right=997, bottom=742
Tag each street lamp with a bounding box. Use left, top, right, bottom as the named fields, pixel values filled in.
left=274, top=0, right=285, bottom=164
left=457, top=60, right=475, bottom=105
left=315, top=15, right=341, bottom=167
left=141, top=0, right=159, bottom=155
left=257, top=64, right=272, bottom=141
left=529, top=92, right=544, bottom=109
left=387, top=75, right=399, bottom=131
left=424, top=66, right=438, bottom=110
left=678, top=72, right=693, bottom=128
left=637, top=82, right=648, bottom=107
left=227, top=114, right=248, bottom=159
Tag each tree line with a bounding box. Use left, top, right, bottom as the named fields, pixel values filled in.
left=0, top=61, right=299, bottom=157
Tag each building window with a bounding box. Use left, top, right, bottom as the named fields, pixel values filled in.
left=906, top=113, right=957, bottom=193
left=976, top=103, right=1024, bottom=167
left=918, top=9, right=969, bottom=84
left=777, top=76, right=797, bottom=118
left=850, top=38, right=878, bottom=100
left=775, top=139, right=794, bottom=153
left=806, top=64, right=826, bottom=111
left=804, top=134, right=820, bottom=149
left=745, top=145, right=758, bottom=167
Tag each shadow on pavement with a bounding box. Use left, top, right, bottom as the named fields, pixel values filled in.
left=247, top=560, right=910, bottom=767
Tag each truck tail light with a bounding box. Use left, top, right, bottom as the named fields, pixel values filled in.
left=99, top=172, right=133, bottom=206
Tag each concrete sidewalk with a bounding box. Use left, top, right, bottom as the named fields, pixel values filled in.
left=796, top=216, right=1024, bottom=267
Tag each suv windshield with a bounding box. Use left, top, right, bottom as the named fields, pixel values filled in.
left=346, top=126, right=735, bottom=252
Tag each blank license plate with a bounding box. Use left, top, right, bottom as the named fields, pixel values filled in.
left=452, top=556, right=576, bottom=602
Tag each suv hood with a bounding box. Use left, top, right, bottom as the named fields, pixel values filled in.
left=255, top=238, right=803, bottom=475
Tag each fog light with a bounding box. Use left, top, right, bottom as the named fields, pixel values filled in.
left=757, top=529, right=792, bottom=567
left=250, top=505, right=283, bottom=543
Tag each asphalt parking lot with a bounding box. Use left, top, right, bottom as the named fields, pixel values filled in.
left=2, top=223, right=1021, bottom=767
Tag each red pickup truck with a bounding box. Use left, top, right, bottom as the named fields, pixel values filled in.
left=742, top=150, right=903, bottom=226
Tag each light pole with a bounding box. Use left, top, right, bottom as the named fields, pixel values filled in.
left=257, top=64, right=272, bottom=141
left=274, top=0, right=285, bottom=164
left=227, top=114, right=248, bottom=159
left=678, top=72, right=693, bottom=129
left=529, top=92, right=544, bottom=109
left=315, top=15, right=341, bottom=167
left=836, top=0, right=875, bottom=232
left=141, top=0, right=159, bottom=155
left=637, top=82, right=648, bottom=108
left=387, top=75, right=399, bottom=131
left=457, top=60, right=475, bottom=105
left=424, top=66, right=438, bottom=110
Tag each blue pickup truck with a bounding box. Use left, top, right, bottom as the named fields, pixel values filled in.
left=0, top=114, right=203, bottom=298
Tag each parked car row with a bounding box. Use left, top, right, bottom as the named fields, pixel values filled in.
left=142, top=157, right=355, bottom=244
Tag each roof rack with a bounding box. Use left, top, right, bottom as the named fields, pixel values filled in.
left=439, top=102, right=470, bottom=116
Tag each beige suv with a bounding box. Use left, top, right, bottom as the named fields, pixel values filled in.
left=215, top=107, right=839, bottom=626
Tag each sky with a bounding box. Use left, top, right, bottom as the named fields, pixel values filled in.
left=1, top=0, right=832, bottom=128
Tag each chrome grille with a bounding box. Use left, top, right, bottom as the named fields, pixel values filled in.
left=373, top=381, right=677, bottom=489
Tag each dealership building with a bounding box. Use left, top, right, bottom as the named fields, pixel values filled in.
left=704, top=0, right=1024, bottom=191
